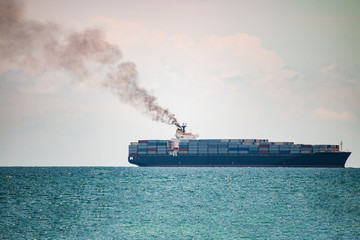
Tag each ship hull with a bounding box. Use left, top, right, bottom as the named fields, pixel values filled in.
left=129, top=152, right=351, bottom=168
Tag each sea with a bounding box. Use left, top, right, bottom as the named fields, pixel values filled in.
left=1, top=167, right=359, bottom=239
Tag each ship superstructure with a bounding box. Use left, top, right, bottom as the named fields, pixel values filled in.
left=128, top=124, right=351, bottom=167
left=171, top=124, right=198, bottom=156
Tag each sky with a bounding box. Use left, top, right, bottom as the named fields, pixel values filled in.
left=0, top=0, right=359, bottom=167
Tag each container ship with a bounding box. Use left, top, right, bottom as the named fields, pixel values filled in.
left=128, top=124, right=351, bottom=168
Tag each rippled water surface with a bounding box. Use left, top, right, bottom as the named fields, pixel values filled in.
left=1, top=167, right=360, bottom=239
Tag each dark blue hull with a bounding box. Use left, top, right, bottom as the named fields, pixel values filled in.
left=129, top=152, right=351, bottom=168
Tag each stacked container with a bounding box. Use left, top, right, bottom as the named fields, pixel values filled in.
left=179, top=141, right=189, bottom=155
left=279, top=144, right=290, bottom=154
left=189, top=140, right=199, bottom=154
left=259, top=143, right=270, bottom=154
left=249, top=145, right=259, bottom=154
left=269, top=145, right=279, bottom=154
left=290, top=145, right=300, bottom=154
left=228, top=142, right=239, bottom=154
left=129, top=143, right=138, bottom=157
left=198, top=140, right=208, bottom=154
left=238, top=145, right=249, bottom=154
left=138, top=140, right=148, bottom=155
left=157, top=140, right=168, bottom=155
left=328, top=145, right=339, bottom=152
left=147, top=140, right=157, bottom=154
left=129, top=139, right=340, bottom=157
left=300, top=144, right=312, bottom=154
left=208, top=141, right=218, bottom=154
left=218, top=142, right=229, bottom=154
left=313, top=145, right=339, bottom=153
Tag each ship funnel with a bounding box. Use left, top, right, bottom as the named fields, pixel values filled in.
left=181, top=123, right=187, bottom=133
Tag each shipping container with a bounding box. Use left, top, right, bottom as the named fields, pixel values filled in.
left=279, top=145, right=290, bottom=149
left=218, top=142, right=228, bottom=147
left=189, top=142, right=199, bottom=146
left=280, top=150, right=290, bottom=154
left=179, top=143, right=189, bottom=146
left=301, top=145, right=312, bottom=148
left=300, top=150, right=312, bottom=154
left=259, top=151, right=269, bottom=154
left=259, top=143, right=270, bottom=146
left=218, top=149, right=228, bottom=154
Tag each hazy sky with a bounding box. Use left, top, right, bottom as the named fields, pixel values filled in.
left=1, top=0, right=359, bottom=167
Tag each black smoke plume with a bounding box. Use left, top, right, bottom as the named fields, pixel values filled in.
left=0, top=0, right=180, bottom=128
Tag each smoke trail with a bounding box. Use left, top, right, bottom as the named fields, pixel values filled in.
left=105, top=62, right=180, bottom=126
left=0, top=0, right=180, bottom=128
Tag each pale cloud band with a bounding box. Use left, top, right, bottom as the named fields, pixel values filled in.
left=93, top=17, right=358, bottom=123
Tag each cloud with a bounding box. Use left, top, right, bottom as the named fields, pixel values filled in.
left=92, top=18, right=297, bottom=98
left=311, top=108, right=355, bottom=121
left=321, top=63, right=336, bottom=74
left=312, top=63, right=360, bottom=109
left=17, top=84, right=58, bottom=95
left=14, top=70, right=68, bottom=95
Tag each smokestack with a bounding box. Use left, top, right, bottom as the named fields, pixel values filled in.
left=0, top=0, right=180, bottom=128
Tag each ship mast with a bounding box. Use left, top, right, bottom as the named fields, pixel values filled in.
left=340, top=140, right=343, bottom=152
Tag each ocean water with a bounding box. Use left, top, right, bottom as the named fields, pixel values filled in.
left=1, top=167, right=359, bottom=239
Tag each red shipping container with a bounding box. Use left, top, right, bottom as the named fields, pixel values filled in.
left=129, top=153, right=138, bottom=157
left=179, top=148, right=189, bottom=151
left=139, top=140, right=148, bottom=143
left=148, top=148, right=157, bottom=151
left=301, top=145, right=312, bottom=148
